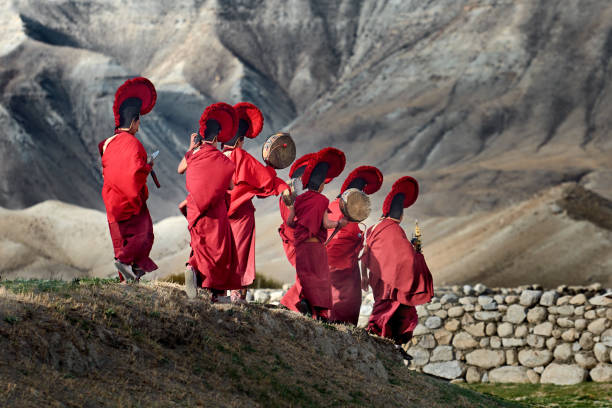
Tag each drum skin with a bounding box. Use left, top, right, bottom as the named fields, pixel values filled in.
left=262, top=133, right=296, bottom=169
left=339, top=188, right=370, bottom=222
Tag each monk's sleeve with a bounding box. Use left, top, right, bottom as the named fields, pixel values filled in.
left=241, top=154, right=286, bottom=196
left=116, top=139, right=151, bottom=212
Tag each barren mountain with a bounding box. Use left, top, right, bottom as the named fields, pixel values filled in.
left=1, top=0, right=611, bottom=221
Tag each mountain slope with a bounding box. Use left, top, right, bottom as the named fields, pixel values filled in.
left=1, top=0, right=611, bottom=219
left=0, top=279, right=515, bottom=407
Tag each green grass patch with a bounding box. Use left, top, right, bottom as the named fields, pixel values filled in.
left=462, top=382, right=612, bottom=407
left=249, top=273, right=283, bottom=289
left=0, top=278, right=117, bottom=295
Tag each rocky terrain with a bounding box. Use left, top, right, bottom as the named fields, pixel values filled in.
left=252, top=283, right=612, bottom=385
left=0, top=279, right=515, bottom=407
left=1, top=0, right=611, bottom=221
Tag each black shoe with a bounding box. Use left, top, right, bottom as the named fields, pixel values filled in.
left=297, top=299, right=312, bottom=316
left=395, top=345, right=413, bottom=362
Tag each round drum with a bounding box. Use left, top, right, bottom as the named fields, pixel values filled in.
left=339, top=188, right=371, bottom=222
left=262, top=132, right=296, bottom=169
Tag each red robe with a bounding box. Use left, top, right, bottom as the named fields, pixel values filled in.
left=224, top=147, right=287, bottom=286
left=280, top=191, right=331, bottom=318
left=278, top=197, right=296, bottom=267
left=362, top=218, right=433, bottom=344
left=326, top=198, right=363, bottom=325
left=185, top=144, right=242, bottom=290
left=99, top=132, right=157, bottom=273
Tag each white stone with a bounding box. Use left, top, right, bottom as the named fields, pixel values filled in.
left=425, top=316, right=443, bottom=329
left=589, top=295, right=612, bottom=306
left=448, top=306, right=464, bottom=318
left=557, top=295, right=572, bottom=306
left=413, top=324, right=429, bottom=336
left=434, top=310, right=448, bottom=319
left=407, top=346, right=430, bottom=367
left=546, top=337, right=557, bottom=350
left=588, top=318, right=609, bottom=335
left=520, top=290, right=543, bottom=307
left=527, top=369, right=540, bottom=384
left=534, top=322, right=553, bottom=337
left=475, top=311, right=501, bottom=322
left=482, top=302, right=498, bottom=311
left=489, top=366, right=530, bottom=383
left=557, top=305, right=575, bottom=316
left=557, top=317, right=574, bottom=328
left=514, top=325, right=528, bottom=338
left=541, top=364, right=587, bottom=385
left=254, top=290, right=270, bottom=303
left=594, top=343, right=610, bottom=363
left=539, top=291, right=558, bottom=306
left=494, top=295, right=505, bottom=304
left=466, top=366, right=481, bottom=383
left=569, top=294, right=587, bottom=305
left=459, top=296, right=477, bottom=305
left=527, top=334, right=545, bottom=349
left=518, top=349, right=553, bottom=367
left=502, top=338, right=526, bottom=347
left=575, top=319, right=587, bottom=331
left=561, top=328, right=579, bottom=342
left=464, top=323, right=485, bottom=337
left=359, top=303, right=373, bottom=316
left=418, top=334, right=436, bottom=349
left=527, top=307, right=547, bottom=324
left=269, top=290, right=284, bottom=302
left=490, top=336, right=502, bottom=349
left=574, top=306, right=585, bottom=316
left=462, top=285, right=474, bottom=295
left=463, top=303, right=475, bottom=312
left=444, top=319, right=460, bottom=332
left=580, top=332, right=595, bottom=350
left=506, top=349, right=517, bottom=365
left=416, top=304, right=429, bottom=317
left=434, top=329, right=453, bottom=345
left=478, top=296, right=494, bottom=306
left=590, top=363, right=612, bottom=382
left=452, top=332, right=478, bottom=349
left=497, top=322, right=513, bottom=338
left=426, top=303, right=442, bottom=311
left=506, top=305, right=526, bottom=324
left=585, top=310, right=597, bottom=319
left=474, top=283, right=487, bottom=295
left=601, top=329, right=612, bottom=347
left=479, top=338, right=490, bottom=347
left=575, top=352, right=598, bottom=369
left=466, top=350, right=505, bottom=369
left=430, top=345, right=454, bottom=362
left=486, top=322, right=496, bottom=336
left=422, top=361, right=464, bottom=380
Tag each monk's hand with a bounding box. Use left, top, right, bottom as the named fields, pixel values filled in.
left=189, top=133, right=201, bottom=150
left=338, top=217, right=348, bottom=228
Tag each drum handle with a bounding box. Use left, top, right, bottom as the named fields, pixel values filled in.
left=324, top=225, right=342, bottom=246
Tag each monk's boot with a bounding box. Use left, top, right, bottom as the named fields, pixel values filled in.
left=184, top=266, right=197, bottom=299
left=114, top=260, right=137, bottom=282
left=132, top=266, right=146, bottom=282
left=297, top=299, right=312, bottom=317
left=394, top=344, right=413, bottom=365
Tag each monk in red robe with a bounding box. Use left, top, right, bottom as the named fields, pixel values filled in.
left=280, top=148, right=347, bottom=320
left=99, top=77, right=158, bottom=282
left=327, top=166, right=383, bottom=325
left=277, top=153, right=315, bottom=267
left=178, top=103, right=242, bottom=301
left=222, top=103, right=288, bottom=302
left=361, top=176, right=433, bottom=350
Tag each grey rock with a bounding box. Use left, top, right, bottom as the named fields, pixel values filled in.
left=430, top=345, right=454, bottom=362
left=601, top=329, right=612, bottom=347
left=506, top=305, right=526, bottom=324
left=426, top=303, right=442, bottom=311
left=413, top=324, right=429, bottom=336
left=575, top=352, right=598, bottom=369
left=418, top=334, right=436, bottom=349
left=504, top=295, right=519, bottom=305
left=541, top=364, right=587, bottom=385
left=575, top=319, right=587, bottom=331
left=589, top=295, right=612, bottom=306
left=574, top=306, right=585, bottom=315
left=440, top=293, right=459, bottom=305
left=444, top=319, right=461, bottom=332
left=254, top=290, right=270, bottom=303
left=546, top=337, right=557, bottom=350
left=569, top=293, right=587, bottom=305
left=527, top=370, right=540, bottom=384
left=585, top=310, right=597, bottom=319
left=490, top=336, right=502, bottom=349
left=553, top=343, right=573, bottom=361
left=478, top=296, right=494, bottom=306
left=494, top=295, right=505, bottom=304
left=415, top=304, right=429, bottom=317
left=557, top=305, right=575, bottom=316
left=459, top=297, right=477, bottom=305
left=425, top=316, right=443, bottom=329
left=269, top=290, right=284, bottom=302
left=557, top=296, right=572, bottom=306
left=506, top=349, right=517, bottom=365
left=514, top=325, right=528, bottom=338
left=489, top=366, right=530, bottom=383
left=462, top=285, right=474, bottom=296
left=580, top=332, right=595, bottom=350
left=593, top=343, right=610, bottom=363
left=520, top=290, right=543, bottom=307
left=479, top=338, right=490, bottom=347
left=422, top=361, right=464, bottom=380
left=482, top=302, right=499, bottom=311
left=475, top=311, right=501, bottom=322
left=518, top=349, right=553, bottom=367
left=561, top=328, right=579, bottom=342
left=433, top=329, right=453, bottom=346
left=540, top=291, right=558, bottom=306
left=463, top=303, right=475, bottom=312
left=590, top=363, right=612, bottom=382
left=474, top=283, right=487, bottom=295
left=486, top=322, right=497, bottom=336
left=434, top=309, right=448, bottom=319
left=407, top=346, right=430, bottom=367
left=557, top=317, right=574, bottom=328
left=466, top=349, right=505, bottom=369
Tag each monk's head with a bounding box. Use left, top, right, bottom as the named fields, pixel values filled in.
left=203, top=119, right=221, bottom=145
left=307, top=162, right=329, bottom=192
left=117, top=97, right=142, bottom=134
left=387, top=193, right=405, bottom=221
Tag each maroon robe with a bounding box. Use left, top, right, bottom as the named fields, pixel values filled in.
left=280, top=190, right=331, bottom=319
left=362, top=218, right=433, bottom=344
left=185, top=144, right=242, bottom=290
left=224, top=147, right=287, bottom=286
left=99, top=132, right=157, bottom=275
left=278, top=197, right=296, bottom=267
left=326, top=198, right=363, bottom=325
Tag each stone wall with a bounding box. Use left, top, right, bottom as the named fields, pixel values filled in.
left=252, top=283, right=612, bottom=384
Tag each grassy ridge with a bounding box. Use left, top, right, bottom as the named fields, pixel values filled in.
left=0, top=278, right=520, bottom=407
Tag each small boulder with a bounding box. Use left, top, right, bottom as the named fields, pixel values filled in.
left=539, top=291, right=558, bottom=306
left=527, top=307, right=547, bottom=324
left=452, top=332, right=478, bottom=349
left=425, top=316, right=442, bottom=329
left=541, top=364, right=587, bottom=385
left=534, top=322, right=553, bottom=337
left=422, top=361, right=464, bottom=380
left=590, top=363, right=612, bottom=382
left=593, top=343, right=610, bottom=363
left=466, top=349, right=505, bottom=369
left=430, top=345, right=453, bottom=362
left=506, top=305, right=526, bottom=324
left=575, top=352, right=598, bottom=369
left=489, top=366, right=530, bottom=383
left=588, top=318, right=609, bottom=335
left=520, top=290, right=543, bottom=307
left=518, top=350, right=553, bottom=368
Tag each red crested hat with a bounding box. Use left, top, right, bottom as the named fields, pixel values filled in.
left=382, top=176, right=419, bottom=215
left=233, top=102, right=264, bottom=139
left=289, top=153, right=315, bottom=178
left=113, top=77, right=157, bottom=127
left=302, top=147, right=346, bottom=188
left=199, top=102, right=238, bottom=143
left=340, top=166, right=383, bottom=195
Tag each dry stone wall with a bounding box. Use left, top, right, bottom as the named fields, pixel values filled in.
left=252, top=283, right=612, bottom=384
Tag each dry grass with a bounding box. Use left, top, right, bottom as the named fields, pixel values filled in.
left=0, top=278, right=518, bottom=407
